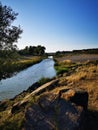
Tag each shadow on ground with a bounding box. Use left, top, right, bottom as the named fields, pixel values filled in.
left=84, top=110, right=98, bottom=130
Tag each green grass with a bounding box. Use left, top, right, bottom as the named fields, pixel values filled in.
left=54, top=58, right=78, bottom=75
left=54, top=60, right=69, bottom=75
left=56, top=67, right=69, bottom=75
left=38, top=77, right=51, bottom=86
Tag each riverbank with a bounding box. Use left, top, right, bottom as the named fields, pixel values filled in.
left=54, top=54, right=98, bottom=130
left=0, top=58, right=56, bottom=101
left=0, top=56, right=43, bottom=80
left=0, top=54, right=98, bottom=130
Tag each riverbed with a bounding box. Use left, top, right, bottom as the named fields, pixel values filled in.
left=0, top=59, right=56, bottom=101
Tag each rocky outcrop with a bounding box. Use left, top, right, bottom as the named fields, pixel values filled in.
left=25, top=89, right=88, bottom=130
left=60, top=88, right=88, bottom=109
left=10, top=78, right=88, bottom=129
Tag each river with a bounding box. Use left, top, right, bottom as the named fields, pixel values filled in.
left=0, top=59, right=56, bottom=101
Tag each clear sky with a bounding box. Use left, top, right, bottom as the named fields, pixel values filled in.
left=1, top=0, right=98, bottom=52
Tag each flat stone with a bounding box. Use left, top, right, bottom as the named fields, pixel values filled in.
left=25, top=90, right=87, bottom=130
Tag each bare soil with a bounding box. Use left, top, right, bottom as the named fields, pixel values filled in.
left=56, top=54, right=98, bottom=63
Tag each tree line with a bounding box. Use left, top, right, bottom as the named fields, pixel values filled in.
left=55, top=48, right=98, bottom=56
left=18, top=45, right=46, bottom=56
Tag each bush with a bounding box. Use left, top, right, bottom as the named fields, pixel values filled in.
left=56, top=67, right=69, bottom=75
left=38, top=78, right=51, bottom=86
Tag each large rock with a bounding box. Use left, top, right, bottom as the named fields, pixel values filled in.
left=60, top=88, right=88, bottom=109
left=25, top=89, right=88, bottom=130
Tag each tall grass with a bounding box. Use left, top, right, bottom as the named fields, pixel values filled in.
left=0, top=56, right=42, bottom=80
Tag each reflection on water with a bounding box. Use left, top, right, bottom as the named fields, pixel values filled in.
left=0, top=59, right=56, bottom=101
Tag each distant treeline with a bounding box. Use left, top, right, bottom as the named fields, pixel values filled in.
left=0, top=45, right=46, bottom=58
left=18, top=45, right=46, bottom=56
left=55, top=48, right=98, bottom=56
left=73, top=48, right=98, bottom=54
left=0, top=47, right=98, bottom=59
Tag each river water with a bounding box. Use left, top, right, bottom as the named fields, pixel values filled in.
left=0, top=59, right=56, bottom=101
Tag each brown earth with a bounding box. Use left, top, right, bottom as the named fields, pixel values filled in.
left=55, top=54, right=98, bottom=63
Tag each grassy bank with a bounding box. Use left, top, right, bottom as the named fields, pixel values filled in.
left=54, top=58, right=77, bottom=75
left=54, top=58, right=98, bottom=130
left=0, top=55, right=98, bottom=130
left=0, top=56, right=43, bottom=80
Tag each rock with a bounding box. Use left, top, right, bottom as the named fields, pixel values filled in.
left=60, top=89, right=88, bottom=109
left=25, top=89, right=88, bottom=130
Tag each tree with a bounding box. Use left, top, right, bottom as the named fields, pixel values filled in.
left=37, top=45, right=46, bottom=55
left=19, top=45, right=46, bottom=56
left=29, top=46, right=36, bottom=55
left=0, top=2, right=22, bottom=50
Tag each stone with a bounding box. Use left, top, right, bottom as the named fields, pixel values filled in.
left=59, top=88, right=88, bottom=109
left=25, top=89, right=88, bottom=130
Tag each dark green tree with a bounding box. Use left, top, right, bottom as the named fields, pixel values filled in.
left=19, top=45, right=46, bottom=56
left=29, top=46, right=36, bottom=55
left=0, top=2, right=22, bottom=50
left=37, top=45, right=46, bottom=55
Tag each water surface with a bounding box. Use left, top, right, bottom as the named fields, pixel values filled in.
left=0, top=59, right=56, bottom=101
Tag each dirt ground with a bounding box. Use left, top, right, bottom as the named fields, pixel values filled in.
left=56, top=54, right=98, bottom=63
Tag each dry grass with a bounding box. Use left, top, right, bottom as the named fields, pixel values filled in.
left=16, top=56, right=41, bottom=63
left=60, top=59, right=72, bottom=64
left=57, top=61, right=98, bottom=130
left=66, top=64, right=98, bottom=82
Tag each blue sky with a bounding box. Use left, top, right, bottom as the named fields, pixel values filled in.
left=1, top=0, right=98, bottom=52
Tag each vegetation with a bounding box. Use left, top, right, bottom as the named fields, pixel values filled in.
left=55, top=65, right=69, bottom=75
left=0, top=112, right=25, bottom=130
left=0, top=56, right=43, bottom=80
left=19, top=45, right=46, bottom=56
left=54, top=59, right=76, bottom=75
left=38, top=77, right=51, bottom=86
left=54, top=59, right=98, bottom=130
left=0, top=2, right=22, bottom=50
left=55, top=48, right=98, bottom=57
left=0, top=45, right=46, bottom=80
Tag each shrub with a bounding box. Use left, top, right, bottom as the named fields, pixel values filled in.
left=56, top=67, right=69, bottom=75
left=38, top=78, right=51, bottom=86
